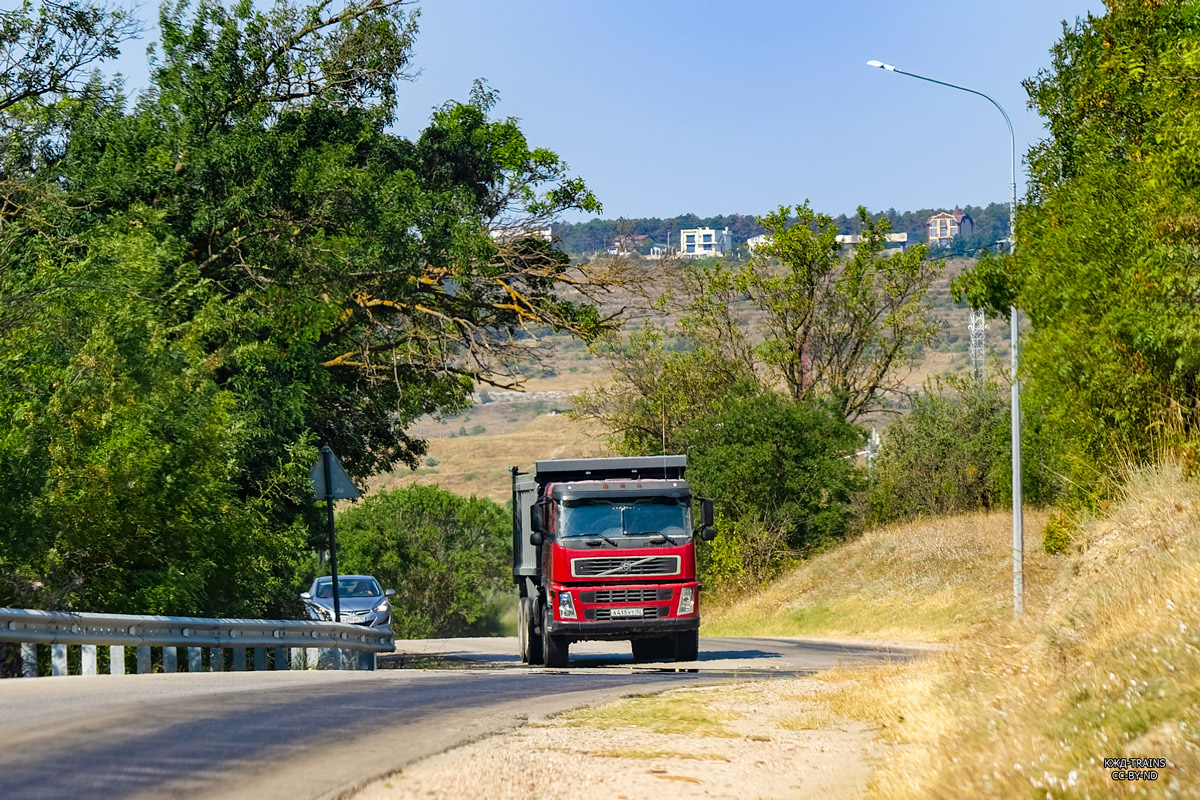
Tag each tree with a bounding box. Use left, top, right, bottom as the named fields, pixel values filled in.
left=744, top=204, right=940, bottom=419
left=334, top=486, right=510, bottom=638
left=955, top=1, right=1200, bottom=472
left=0, top=0, right=615, bottom=614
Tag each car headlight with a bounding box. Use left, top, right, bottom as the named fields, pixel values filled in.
left=374, top=601, right=390, bottom=613
left=557, top=591, right=577, bottom=620
left=678, top=587, right=695, bottom=616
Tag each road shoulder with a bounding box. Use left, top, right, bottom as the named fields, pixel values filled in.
left=355, top=676, right=890, bottom=800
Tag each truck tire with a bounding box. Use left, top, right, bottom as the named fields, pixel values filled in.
left=675, top=629, right=699, bottom=662
left=518, top=596, right=530, bottom=663
left=542, top=605, right=569, bottom=667
left=526, top=597, right=544, bottom=665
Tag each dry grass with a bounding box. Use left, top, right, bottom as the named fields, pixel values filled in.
left=366, top=413, right=609, bottom=503
left=703, top=508, right=1052, bottom=642
left=558, top=693, right=741, bottom=739
left=797, top=465, right=1200, bottom=799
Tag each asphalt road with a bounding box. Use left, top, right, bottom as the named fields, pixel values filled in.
left=0, top=636, right=928, bottom=799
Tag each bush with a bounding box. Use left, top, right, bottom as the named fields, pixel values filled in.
left=1042, top=510, right=1075, bottom=555
left=868, top=376, right=1060, bottom=525
left=685, top=392, right=864, bottom=592
left=423, top=456, right=438, bottom=467
left=335, top=486, right=510, bottom=638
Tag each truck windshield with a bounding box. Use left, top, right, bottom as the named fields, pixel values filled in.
left=560, top=498, right=691, bottom=539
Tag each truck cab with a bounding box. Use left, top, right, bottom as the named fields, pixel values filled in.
left=510, top=456, right=715, bottom=667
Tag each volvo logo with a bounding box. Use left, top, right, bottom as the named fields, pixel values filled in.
left=619, top=560, right=634, bottom=572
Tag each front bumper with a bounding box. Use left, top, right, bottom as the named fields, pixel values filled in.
left=547, top=615, right=699, bottom=640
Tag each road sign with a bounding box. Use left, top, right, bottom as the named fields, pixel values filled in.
left=310, top=445, right=360, bottom=624
left=310, top=446, right=361, bottom=500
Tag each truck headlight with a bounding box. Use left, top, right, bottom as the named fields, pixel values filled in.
left=558, top=591, right=577, bottom=620
left=678, top=587, right=695, bottom=616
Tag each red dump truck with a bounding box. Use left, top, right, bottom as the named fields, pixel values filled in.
left=509, top=456, right=715, bottom=667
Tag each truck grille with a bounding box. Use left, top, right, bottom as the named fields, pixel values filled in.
left=571, top=556, right=681, bottom=578
left=589, top=606, right=668, bottom=621
left=581, top=588, right=670, bottom=604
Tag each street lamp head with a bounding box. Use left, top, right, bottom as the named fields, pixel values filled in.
left=866, top=60, right=895, bottom=71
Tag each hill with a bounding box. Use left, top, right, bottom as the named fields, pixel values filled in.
left=706, top=464, right=1200, bottom=798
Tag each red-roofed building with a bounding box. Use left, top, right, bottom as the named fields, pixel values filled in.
left=927, top=206, right=973, bottom=246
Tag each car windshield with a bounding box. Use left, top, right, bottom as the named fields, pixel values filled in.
left=315, top=578, right=381, bottom=599
left=560, top=498, right=690, bottom=539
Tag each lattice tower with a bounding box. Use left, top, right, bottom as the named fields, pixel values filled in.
left=968, top=307, right=986, bottom=382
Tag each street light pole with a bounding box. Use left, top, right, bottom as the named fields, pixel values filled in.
left=866, top=60, right=1024, bottom=616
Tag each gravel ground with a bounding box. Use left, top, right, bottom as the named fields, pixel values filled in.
left=355, top=677, right=889, bottom=800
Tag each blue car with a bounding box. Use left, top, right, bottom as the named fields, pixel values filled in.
left=300, top=575, right=395, bottom=629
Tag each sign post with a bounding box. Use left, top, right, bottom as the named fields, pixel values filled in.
left=309, top=446, right=361, bottom=623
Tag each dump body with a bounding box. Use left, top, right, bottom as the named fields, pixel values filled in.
left=511, top=456, right=704, bottom=666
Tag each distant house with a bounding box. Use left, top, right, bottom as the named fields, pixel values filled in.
left=835, top=233, right=909, bottom=250
left=680, top=226, right=732, bottom=258
left=926, top=207, right=973, bottom=246
left=608, top=233, right=651, bottom=255
left=746, top=234, right=771, bottom=252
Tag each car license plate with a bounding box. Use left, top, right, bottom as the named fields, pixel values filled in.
left=609, top=607, right=643, bottom=618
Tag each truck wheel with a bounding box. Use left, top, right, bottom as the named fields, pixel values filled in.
left=542, top=606, right=569, bottom=667
left=675, top=630, right=699, bottom=662
left=518, top=597, right=530, bottom=663
left=526, top=598, right=544, bottom=665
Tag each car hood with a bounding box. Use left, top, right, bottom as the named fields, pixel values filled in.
left=310, top=596, right=385, bottom=613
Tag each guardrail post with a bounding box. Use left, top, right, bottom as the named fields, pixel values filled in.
left=82, top=644, right=97, bottom=675
left=187, top=647, right=201, bottom=672
left=274, top=647, right=288, bottom=670
left=110, top=646, right=125, bottom=675
left=51, top=644, right=67, bottom=676
left=136, top=646, right=150, bottom=674
left=232, top=647, right=246, bottom=671
left=253, top=647, right=266, bottom=671
left=21, top=643, right=36, bottom=677
left=208, top=647, right=224, bottom=672
left=356, top=650, right=376, bottom=671
left=163, top=646, right=177, bottom=673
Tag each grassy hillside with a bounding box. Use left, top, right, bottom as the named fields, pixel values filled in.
left=708, top=465, right=1200, bottom=798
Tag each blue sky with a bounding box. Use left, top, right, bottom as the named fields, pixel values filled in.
left=111, top=0, right=1103, bottom=220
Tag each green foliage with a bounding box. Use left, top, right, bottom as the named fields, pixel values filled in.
left=1041, top=511, right=1076, bottom=555
left=957, top=1, right=1200, bottom=476
left=746, top=204, right=940, bottom=419
left=867, top=377, right=1059, bottom=525
left=334, top=485, right=510, bottom=638
left=0, top=0, right=603, bottom=614
left=685, top=392, right=863, bottom=551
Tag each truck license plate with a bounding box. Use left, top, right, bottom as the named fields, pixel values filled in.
left=609, top=607, right=643, bottom=618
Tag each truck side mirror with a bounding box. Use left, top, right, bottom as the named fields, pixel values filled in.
left=698, top=498, right=716, bottom=541
left=529, top=530, right=544, bottom=547
left=530, top=499, right=548, bottom=534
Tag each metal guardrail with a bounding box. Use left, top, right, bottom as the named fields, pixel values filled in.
left=0, top=607, right=395, bottom=677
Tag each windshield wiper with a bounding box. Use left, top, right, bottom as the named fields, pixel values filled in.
left=629, top=531, right=681, bottom=546
left=585, top=535, right=620, bottom=548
